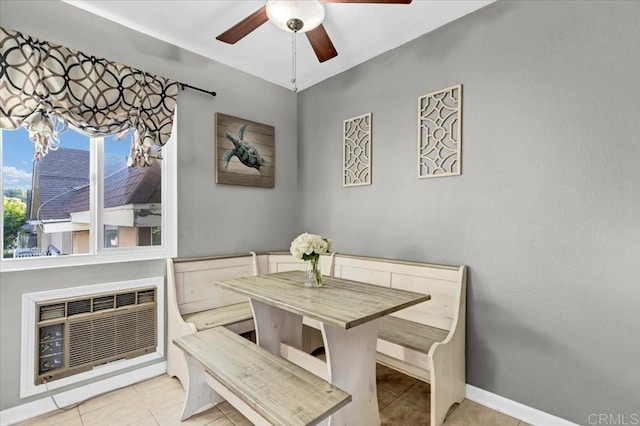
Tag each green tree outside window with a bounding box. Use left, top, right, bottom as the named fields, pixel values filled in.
left=3, top=196, right=27, bottom=252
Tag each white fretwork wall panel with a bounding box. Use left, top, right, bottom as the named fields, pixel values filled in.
left=418, top=84, right=462, bottom=178
left=343, top=113, right=372, bottom=187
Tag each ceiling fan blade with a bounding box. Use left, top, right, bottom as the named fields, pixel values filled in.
left=216, top=6, right=268, bottom=44
left=322, top=0, right=412, bottom=3
left=305, top=24, right=338, bottom=63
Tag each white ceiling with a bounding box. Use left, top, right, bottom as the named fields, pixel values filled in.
left=64, top=0, right=493, bottom=91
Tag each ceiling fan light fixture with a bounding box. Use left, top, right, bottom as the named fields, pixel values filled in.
left=266, top=0, right=326, bottom=33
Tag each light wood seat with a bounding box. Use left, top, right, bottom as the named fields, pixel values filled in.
left=174, top=326, right=351, bottom=426
left=379, top=315, right=449, bottom=354
left=182, top=302, right=253, bottom=331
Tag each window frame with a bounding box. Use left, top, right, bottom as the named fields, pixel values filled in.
left=0, top=113, right=177, bottom=272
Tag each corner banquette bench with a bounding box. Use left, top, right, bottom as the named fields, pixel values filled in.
left=166, top=252, right=336, bottom=391
left=167, top=252, right=466, bottom=426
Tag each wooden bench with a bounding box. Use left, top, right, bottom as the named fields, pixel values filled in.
left=173, top=326, right=351, bottom=426
left=167, top=252, right=337, bottom=390
left=167, top=254, right=260, bottom=390
left=269, top=253, right=467, bottom=426
left=334, top=255, right=467, bottom=426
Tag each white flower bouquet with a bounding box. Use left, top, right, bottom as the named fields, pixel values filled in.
left=290, top=232, right=332, bottom=261
left=290, top=233, right=332, bottom=287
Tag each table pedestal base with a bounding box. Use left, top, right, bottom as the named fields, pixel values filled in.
left=251, top=300, right=302, bottom=354
left=322, top=320, right=381, bottom=426
left=251, top=299, right=381, bottom=426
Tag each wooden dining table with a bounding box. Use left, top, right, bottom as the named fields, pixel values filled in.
left=215, top=270, right=431, bottom=426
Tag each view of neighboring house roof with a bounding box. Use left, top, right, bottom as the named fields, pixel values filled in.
left=105, top=162, right=161, bottom=208
left=34, top=148, right=161, bottom=221
left=33, top=148, right=90, bottom=221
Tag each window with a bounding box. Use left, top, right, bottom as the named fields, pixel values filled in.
left=104, top=225, right=119, bottom=248
left=1, top=118, right=177, bottom=271
left=138, top=226, right=162, bottom=247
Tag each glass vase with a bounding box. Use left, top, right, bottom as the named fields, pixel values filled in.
left=304, top=257, right=323, bottom=288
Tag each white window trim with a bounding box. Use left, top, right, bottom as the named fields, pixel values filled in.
left=0, top=110, right=178, bottom=272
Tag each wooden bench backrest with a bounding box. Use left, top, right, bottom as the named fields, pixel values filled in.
left=172, top=255, right=256, bottom=315
left=333, top=256, right=465, bottom=331
left=171, top=253, right=465, bottom=330
left=267, top=253, right=335, bottom=275
left=266, top=253, right=465, bottom=331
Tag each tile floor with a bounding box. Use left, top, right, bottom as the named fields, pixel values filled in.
left=18, top=365, right=526, bottom=426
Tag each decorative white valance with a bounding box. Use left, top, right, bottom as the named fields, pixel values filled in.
left=0, top=26, right=178, bottom=167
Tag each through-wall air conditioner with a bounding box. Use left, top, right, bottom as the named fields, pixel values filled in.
left=35, top=287, right=157, bottom=385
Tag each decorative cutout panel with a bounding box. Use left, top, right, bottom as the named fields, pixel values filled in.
left=418, top=84, right=462, bottom=178
left=343, top=113, right=372, bottom=187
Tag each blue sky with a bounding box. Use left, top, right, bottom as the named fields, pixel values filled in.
left=2, top=128, right=132, bottom=191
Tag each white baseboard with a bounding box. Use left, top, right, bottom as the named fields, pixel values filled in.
left=0, top=362, right=166, bottom=426
left=466, top=384, right=580, bottom=426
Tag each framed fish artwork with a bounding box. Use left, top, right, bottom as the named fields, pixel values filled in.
left=215, top=113, right=275, bottom=188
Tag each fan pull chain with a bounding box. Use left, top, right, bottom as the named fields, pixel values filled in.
left=291, top=30, right=298, bottom=93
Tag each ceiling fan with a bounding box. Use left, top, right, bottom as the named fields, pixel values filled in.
left=216, top=0, right=412, bottom=63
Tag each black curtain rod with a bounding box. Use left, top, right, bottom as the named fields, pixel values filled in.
left=179, top=82, right=216, bottom=97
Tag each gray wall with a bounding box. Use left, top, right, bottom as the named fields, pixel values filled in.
left=0, top=0, right=297, bottom=410
left=297, top=1, right=640, bottom=424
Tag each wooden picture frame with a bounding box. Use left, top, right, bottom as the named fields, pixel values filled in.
left=216, top=113, right=275, bottom=188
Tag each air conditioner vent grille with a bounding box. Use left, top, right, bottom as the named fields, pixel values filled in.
left=68, top=322, right=92, bottom=366
left=39, top=303, right=65, bottom=321
left=116, top=292, right=136, bottom=308
left=116, top=311, right=139, bottom=354
left=92, top=316, right=116, bottom=360
left=93, top=296, right=114, bottom=311
left=138, top=308, right=157, bottom=348
left=137, top=289, right=155, bottom=304
left=68, top=299, right=91, bottom=316
left=35, top=285, right=158, bottom=385
left=67, top=307, right=156, bottom=369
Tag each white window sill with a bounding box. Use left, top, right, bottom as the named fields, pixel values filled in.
left=0, top=246, right=175, bottom=272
